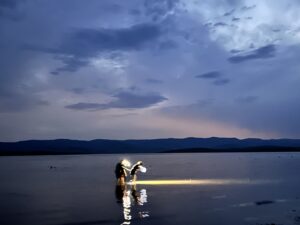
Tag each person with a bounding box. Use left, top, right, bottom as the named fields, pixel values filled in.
left=130, top=161, right=145, bottom=182
left=115, top=159, right=131, bottom=185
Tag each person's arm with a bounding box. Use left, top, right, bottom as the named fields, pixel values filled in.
left=122, top=165, right=131, bottom=172
left=124, top=167, right=131, bottom=172
left=130, top=164, right=139, bottom=175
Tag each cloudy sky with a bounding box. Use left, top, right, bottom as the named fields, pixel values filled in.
left=1, top=0, right=300, bottom=141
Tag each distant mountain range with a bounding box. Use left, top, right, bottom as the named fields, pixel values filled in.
left=1, top=137, right=300, bottom=155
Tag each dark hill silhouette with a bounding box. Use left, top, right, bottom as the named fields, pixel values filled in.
left=1, top=137, right=300, bottom=155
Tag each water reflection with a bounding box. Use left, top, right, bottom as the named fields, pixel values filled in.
left=115, top=184, right=149, bottom=224
left=128, top=178, right=278, bottom=186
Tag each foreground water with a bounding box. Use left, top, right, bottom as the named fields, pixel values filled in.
left=1, top=153, right=300, bottom=225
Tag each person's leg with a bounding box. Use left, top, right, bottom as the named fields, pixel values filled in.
left=132, top=174, right=137, bottom=182
left=120, top=175, right=126, bottom=185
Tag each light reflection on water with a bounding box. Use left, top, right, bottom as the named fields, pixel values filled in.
left=116, top=184, right=149, bottom=224
left=127, top=178, right=278, bottom=186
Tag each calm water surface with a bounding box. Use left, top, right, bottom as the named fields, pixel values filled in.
left=1, top=153, right=300, bottom=225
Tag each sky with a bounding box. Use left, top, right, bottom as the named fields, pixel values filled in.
left=1, top=0, right=300, bottom=141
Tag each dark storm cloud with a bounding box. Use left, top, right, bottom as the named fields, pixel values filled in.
left=66, top=92, right=168, bottom=111
left=195, top=71, right=221, bottom=79
left=34, top=23, right=162, bottom=74
left=228, top=44, right=276, bottom=63
left=62, top=23, right=161, bottom=56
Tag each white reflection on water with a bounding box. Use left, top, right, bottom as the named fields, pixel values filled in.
left=127, top=178, right=279, bottom=186
left=139, top=189, right=147, bottom=205
left=122, top=190, right=132, bottom=224
left=116, top=185, right=149, bottom=225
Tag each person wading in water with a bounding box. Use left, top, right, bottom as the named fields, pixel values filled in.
left=115, top=159, right=131, bottom=186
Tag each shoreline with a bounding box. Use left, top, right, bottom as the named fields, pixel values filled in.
left=1, top=146, right=300, bottom=156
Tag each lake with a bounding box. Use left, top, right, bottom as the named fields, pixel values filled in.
left=1, top=153, right=300, bottom=225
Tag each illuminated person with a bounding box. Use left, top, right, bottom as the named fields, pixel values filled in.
left=130, top=161, right=145, bottom=182
left=115, top=159, right=131, bottom=185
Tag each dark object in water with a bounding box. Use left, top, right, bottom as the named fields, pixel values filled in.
left=255, top=200, right=274, bottom=206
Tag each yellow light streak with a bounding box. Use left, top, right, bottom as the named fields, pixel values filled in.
left=127, top=179, right=273, bottom=186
